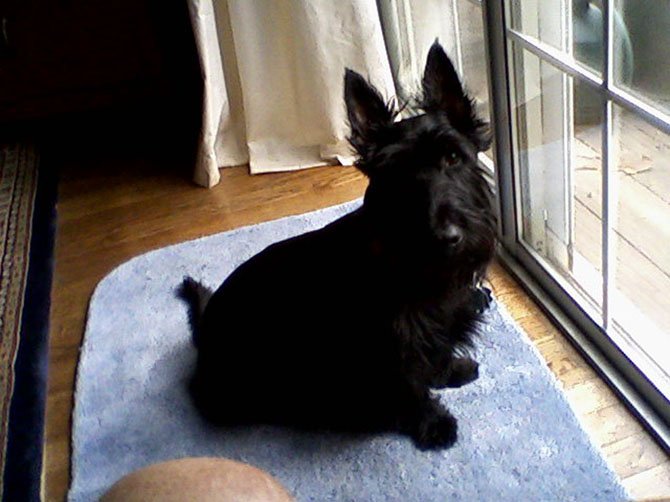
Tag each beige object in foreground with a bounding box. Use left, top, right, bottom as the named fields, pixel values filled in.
left=100, top=458, right=295, bottom=502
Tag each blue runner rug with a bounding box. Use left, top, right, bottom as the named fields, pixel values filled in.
left=70, top=200, right=627, bottom=501
left=1, top=144, right=57, bottom=502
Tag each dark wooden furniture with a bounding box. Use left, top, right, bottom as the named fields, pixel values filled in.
left=0, top=0, right=198, bottom=125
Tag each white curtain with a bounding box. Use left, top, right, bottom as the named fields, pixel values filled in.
left=188, top=0, right=459, bottom=187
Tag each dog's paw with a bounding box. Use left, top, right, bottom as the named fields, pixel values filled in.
left=446, top=357, right=479, bottom=388
left=431, top=357, right=479, bottom=389
left=413, top=409, right=458, bottom=450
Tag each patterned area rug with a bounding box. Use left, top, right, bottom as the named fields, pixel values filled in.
left=0, top=144, right=57, bottom=501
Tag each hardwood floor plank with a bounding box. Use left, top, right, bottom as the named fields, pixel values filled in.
left=604, top=432, right=669, bottom=480
left=564, top=378, right=622, bottom=416
left=623, top=461, right=670, bottom=501
left=583, top=403, right=646, bottom=447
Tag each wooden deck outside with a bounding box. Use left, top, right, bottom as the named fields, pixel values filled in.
left=570, top=109, right=670, bottom=385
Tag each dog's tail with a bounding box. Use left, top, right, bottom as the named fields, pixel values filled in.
left=177, top=277, right=213, bottom=347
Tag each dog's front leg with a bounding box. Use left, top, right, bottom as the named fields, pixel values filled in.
left=430, top=356, right=479, bottom=389
left=397, top=383, right=458, bottom=450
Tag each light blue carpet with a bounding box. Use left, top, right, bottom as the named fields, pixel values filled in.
left=70, top=200, right=627, bottom=501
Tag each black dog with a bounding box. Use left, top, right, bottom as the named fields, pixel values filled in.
left=179, top=42, right=496, bottom=450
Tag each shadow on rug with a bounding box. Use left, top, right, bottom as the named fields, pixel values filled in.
left=70, top=201, right=627, bottom=501
left=1, top=143, right=57, bottom=501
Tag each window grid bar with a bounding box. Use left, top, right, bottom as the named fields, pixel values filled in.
left=566, top=0, right=574, bottom=57
left=562, top=70, right=575, bottom=270
left=604, top=0, right=615, bottom=86
left=452, top=0, right=465, bottom=75
left=507, top=28, right=670, bottom=137
left=505, top=43, right=528, bottom=250
left=609, top=86, right=670, bottom=138
left=506, top=29, right=601, bottom=85
left=601, top=0, right=614, bottom=330
left=602, top=100, right=614, bottom=330
left=562, top=0, right=574, bottom=266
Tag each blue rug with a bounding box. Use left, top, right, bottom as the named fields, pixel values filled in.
left=70, top=200, right=627, bottom=501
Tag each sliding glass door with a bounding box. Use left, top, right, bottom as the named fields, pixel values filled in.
left=481, top=0, right=670, bottom=444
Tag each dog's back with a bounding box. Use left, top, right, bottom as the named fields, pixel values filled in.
left=182, top=208, right=406, bottom=428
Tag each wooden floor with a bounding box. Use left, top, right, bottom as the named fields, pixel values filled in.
left=45, top=149, right=670, bottom=501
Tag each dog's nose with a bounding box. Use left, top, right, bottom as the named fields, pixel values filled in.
left=440, top=224, right=464, bottom=247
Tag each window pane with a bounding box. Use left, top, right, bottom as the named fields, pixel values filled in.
left=511, top=46, right=604, bottom=318
left=612, top=105, right=670, bottom=384
left=507, top=0, right=569, bottom=51
left=456, top=0, right=493, bottom=162
left=506, top=0, right=605, bottom=76
left=614, top=0, right=670, bottom=114
left=457, top=0, right=489, bottom=123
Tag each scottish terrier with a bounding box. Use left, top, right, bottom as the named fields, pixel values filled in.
left=179, top=42, right=496, bottom=450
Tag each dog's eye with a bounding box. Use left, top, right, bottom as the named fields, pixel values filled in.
left=444, top=151, right=461, bottom=167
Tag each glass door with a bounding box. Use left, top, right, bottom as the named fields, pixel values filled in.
left=485, top=0, right=670, bottom=443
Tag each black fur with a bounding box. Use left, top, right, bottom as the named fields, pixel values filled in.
left=177, top=277, right=213, bottom=347
left=179, top=42, right=496, bottom=450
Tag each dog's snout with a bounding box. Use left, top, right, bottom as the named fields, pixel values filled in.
left=439, top=224, right=464, bottom=247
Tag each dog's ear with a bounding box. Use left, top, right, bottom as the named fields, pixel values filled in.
left=421, top=41, right=491, bottom=151
left=344, top=69, right=394, bottom=159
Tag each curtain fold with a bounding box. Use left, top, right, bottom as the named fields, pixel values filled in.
left=188, top=0, right=458, bottom=187
left=188, top=0, right=247, bottom=187
left=377, top=0, right=459, bottom=104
